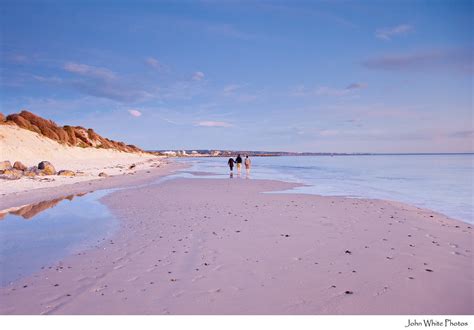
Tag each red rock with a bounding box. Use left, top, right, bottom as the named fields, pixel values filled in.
left=13, top=161, right=27, bottom=171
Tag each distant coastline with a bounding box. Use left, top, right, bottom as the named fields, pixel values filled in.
left=148, top=149, right=474, bottom=157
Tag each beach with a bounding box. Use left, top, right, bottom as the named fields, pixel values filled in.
left=0, top=124, right=170, bottom=196
left=2, top=1, right=472, bottom=326
left=0, top=166, right=472, bottom=314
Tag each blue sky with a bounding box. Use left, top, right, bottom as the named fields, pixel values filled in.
left=1, top=0, right=472, bottom=152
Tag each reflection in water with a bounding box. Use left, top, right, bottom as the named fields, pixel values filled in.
left=0, top=174, right=194, bottom=286
left=0, top=190, right=116, bottom=286
left=0, top=193, right=88, bottom=220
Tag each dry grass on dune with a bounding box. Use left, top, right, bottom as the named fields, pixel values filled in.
left=1, top=110, right=142, bottom=153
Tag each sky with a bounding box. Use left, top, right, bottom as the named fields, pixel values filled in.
left=1, top=0, right=472, bottom=153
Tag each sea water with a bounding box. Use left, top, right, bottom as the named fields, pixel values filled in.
left=178, top=154, right=474, bottom=224
left=0, top=175, right=189, bottom=286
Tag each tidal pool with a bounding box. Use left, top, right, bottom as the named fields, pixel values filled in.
left=0, top=190, right=117, bottom=286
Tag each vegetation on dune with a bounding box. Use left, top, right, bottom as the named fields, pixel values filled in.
left=0, top=110, right=143, bottom=153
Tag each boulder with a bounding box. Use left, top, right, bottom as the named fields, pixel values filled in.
left=13, top=161, right=27, bottom=171
left=98, top=172, right=109, bottom=177
left=1, top=168, right=23, bottom=180
left=27, top=165, right=39, bottom=173
left=38, top=161, right=56, bottom=175
left=0, top=160, right=12, bottom=171
left=58, top=170, right=75, bottom=176
left=23, top=170, right=37, bottom=177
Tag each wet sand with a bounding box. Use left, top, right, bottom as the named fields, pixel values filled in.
left=0, top=176, right=472, bottom=314
left=0, top=160, right=185, bottom=211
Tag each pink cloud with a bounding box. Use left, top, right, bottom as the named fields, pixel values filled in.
left=128, top=109, right=142, bottom=117
left=195, top=121, right=232, bottom=128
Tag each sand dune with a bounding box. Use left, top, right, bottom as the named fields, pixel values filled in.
left=0, top=124, right=162, bottom=195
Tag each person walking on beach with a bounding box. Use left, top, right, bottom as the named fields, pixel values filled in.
left=235, top=154, right=243, bottom=174
left=244, top=155, right=251, bottom=176
left=228, top=157, right=235, bottom=173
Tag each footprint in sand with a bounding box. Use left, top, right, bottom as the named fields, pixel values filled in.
left=173, top=291, right=184, bottom=297
left=213, top=265, right=223, bottom=271
left=192, top=275, right=205, bottom=283
left=374, top=286, right=390, bottom=296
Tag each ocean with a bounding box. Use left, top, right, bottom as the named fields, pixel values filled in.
left=178, top=154, right=473, bottom=224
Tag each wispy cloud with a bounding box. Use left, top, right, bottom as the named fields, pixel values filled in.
left=8, top=54, right=30, bottom=64
left=33, top=75, right=63, bottom=84
left=206, top=23, right=257, bottom=40
left=292, top=84, right=366, bottom=97
left=159, top=80, right=206, bottom=100
left=64, top=62, right=117, bottom=80
left=449, top=130, right=474, bottom=139
left=144, top=57, right=162, bottom=70
left=59, top=62, right=154, bottom=103
left=128, top=109, right=142, bottom=117
left=195, top=121, right=233, bottom=128
left=221, top=84, right=259, bottom=102
left=259, top=3, right=357, bottom=29
left=345, top=82, right=368, bottom=90
left=318, top=129, right=340, bottom=137
left=375, top=24, right=413, bottom=41
left=71, top=80, right=152, bottom=103
left=223, top=84, right=241, bottom=95
left=192, top=71, right=205, bottom=81
left=318, top=86, right=347, bottom=97
left=362, top=48, right=473, bottom=74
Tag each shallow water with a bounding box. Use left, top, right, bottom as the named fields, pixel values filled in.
left=0, top=173, right=195, bottom=286
left=177, top=155, right=474, bottom=224
left=0, top=190, right=117, bottom=286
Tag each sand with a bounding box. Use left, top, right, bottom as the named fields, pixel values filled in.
left=0, top=124, right=163, bottom=195
left=0, top=173, right=472, bottom=315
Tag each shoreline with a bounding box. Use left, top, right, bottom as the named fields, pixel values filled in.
left=0, top=159, right=187, bottom=211
left=0, top=172, right=472, bottom=314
